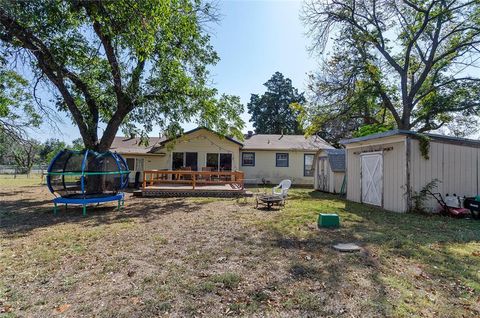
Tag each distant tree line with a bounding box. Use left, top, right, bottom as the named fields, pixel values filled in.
left=0, top=133, right=83, bottom=174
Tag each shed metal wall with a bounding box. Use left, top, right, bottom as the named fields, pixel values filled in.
left=410, top=139, right=479, bottom=211
left=346, top=138, right=407, bottom=212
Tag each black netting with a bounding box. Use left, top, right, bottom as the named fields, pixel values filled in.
left=47, top=150, right=129, bottom=198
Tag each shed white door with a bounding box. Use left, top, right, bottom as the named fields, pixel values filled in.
left=317, top=157, right=329, bottom=191
left=361, top=153, right=383, bottom=206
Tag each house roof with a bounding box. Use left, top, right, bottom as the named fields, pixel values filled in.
left=324, top=149, right=345, bottom=172
left=340, top=129, right=480, bottom=148
left=111, top=128, right=334, bottom=154
left=110, top=136, right=165, bottom=154
left=242, top=134, right=334, bottom=151
left=159, top=127, right=243, bottom=147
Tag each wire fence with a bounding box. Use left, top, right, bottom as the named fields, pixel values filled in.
left=0, top=164, right=48, bottom=175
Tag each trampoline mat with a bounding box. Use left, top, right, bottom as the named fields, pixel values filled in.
left=62, top=193, right=118, bottom=199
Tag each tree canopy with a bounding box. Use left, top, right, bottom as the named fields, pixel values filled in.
left=0, top=0, right=244, bottom=151
left=247, top=72, right=305, bottom=135
left=0, top=57, right=40, bottom=140
left=301, top=0, right=480, bottom=139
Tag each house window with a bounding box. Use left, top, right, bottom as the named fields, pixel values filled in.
left=242, top=152, right=255, bottom=166
left=172, top=152, right=198, bottom=170
left=276, top=153, right=289, bottom=167
left=126, top=158, right=135, bottom=170
left=125, top=158, right=144, bottom=171
left=206, top=153, right=233, bottom=171
left=172, top=152, right=184, bottom=170
left=304, top=154, right=315, bottom=177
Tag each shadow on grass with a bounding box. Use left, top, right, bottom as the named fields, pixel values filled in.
left=254, top=190, right=479, bottom=315
left=0, top=191, right=211, bottom=237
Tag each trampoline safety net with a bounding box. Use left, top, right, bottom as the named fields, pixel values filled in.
left=47, top=149, right=129, bottom=199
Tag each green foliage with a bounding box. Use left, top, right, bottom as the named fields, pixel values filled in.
left=353, top=123, right=395, bottom=138
left=247, top=72, right=305, bottom=134
left=417, top=134, right=431, bottom=160
left=0, top=57, right=41, bottom=139
left=0, top=0, right=244, bottom=150
left=71, top=138, right=84, bottom=151
left=38, top=139, right=67, bottom=164
left=299, top=43, right=397, bottom=145
left=411, top=179, right=440, bottom=214
left=303, top=0, right=480, bottom=135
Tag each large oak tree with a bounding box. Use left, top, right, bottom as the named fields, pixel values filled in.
left=0, top=0, right=244, bottom=151
left=302, top=0, right=480, bottom=136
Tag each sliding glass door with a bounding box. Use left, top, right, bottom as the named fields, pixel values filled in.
left=206, top=153, right=232, bottom=171
left=172, top=152, right=198, bottom=171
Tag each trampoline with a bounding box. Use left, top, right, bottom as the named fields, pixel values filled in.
left=46, top=149, right=130, bottom=216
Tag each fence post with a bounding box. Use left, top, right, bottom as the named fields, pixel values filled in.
left=192, top=173, right=196, bottom=190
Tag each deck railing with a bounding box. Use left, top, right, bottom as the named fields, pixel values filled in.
left=142, top=170, right=245, bottom=190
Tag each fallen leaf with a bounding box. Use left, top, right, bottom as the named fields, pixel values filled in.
left=55, top=304, right=71, bottom=313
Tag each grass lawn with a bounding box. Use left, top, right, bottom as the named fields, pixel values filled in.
left=0, top=185, right=479, bottom=317
left=0, top=174, right=43, bottom=187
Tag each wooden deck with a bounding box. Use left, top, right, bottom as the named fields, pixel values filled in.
left=136, top=170, right=248, bottom=197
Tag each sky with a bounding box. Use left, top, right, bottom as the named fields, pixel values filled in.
left=33, top=0, right=318, bottom=143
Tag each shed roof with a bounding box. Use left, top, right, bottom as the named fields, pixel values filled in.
left=322, top=149, right=345, bottom=172
left=243, top=134, right=333, bottom=151
left=340, top=129, right=480, bottom=148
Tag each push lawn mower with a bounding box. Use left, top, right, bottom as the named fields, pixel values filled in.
left=424, top=190, right=471, bottom=218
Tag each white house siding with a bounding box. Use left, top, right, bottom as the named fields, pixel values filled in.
left=410, top=139, right=479, bottom=211
left=119, top=129, right=241, bottom=182
left=240, top=150, right=316, bottom=185
left=345, top=137, right=407, bottom=212
left=161, top=129, right=240, bottom=171
left=122, top=154, right=167, bottom=182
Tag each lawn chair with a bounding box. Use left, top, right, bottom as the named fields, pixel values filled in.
left=255, top=179, right=292, bottom=210
left=272, top=179, right=292, bottom=201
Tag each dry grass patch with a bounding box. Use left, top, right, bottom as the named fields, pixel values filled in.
left=0, top=186, right=479, bottom=317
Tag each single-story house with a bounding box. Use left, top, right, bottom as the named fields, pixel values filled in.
left=110, top=127, right=334, bottom=186
left=341, top=130, right=480, bottom=213
left=314, top=149, right=345, bottom=194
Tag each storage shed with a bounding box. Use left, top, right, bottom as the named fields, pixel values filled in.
left=341, top=130, right=480, bottom=213
left=314, top=149, right=346, bottom=194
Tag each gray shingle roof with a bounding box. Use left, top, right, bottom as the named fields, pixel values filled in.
left=110, top=136, right=165, bottom=154
left=242, top=134, right=334, bottom=151
left=110, top=129, right=335, bottom=154
left=325, top=149, right=345, bottom=172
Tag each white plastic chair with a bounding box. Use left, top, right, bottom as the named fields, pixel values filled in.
left=272, top=179, right=292, bottom=199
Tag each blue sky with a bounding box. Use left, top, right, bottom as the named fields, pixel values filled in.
left=34, top=0, right=317, bottom=143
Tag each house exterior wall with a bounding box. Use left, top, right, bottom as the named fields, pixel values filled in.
left=410, top=139, right=479, bottom=211
left=121, top=154, right=167, bottom=182
left=240, top=150, right=316, bottom=185
left=120, top=129, right=241, bottom=182
left=345, top=136, right=407, bottom=212
left=161, top=129, right=240, bottom=171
